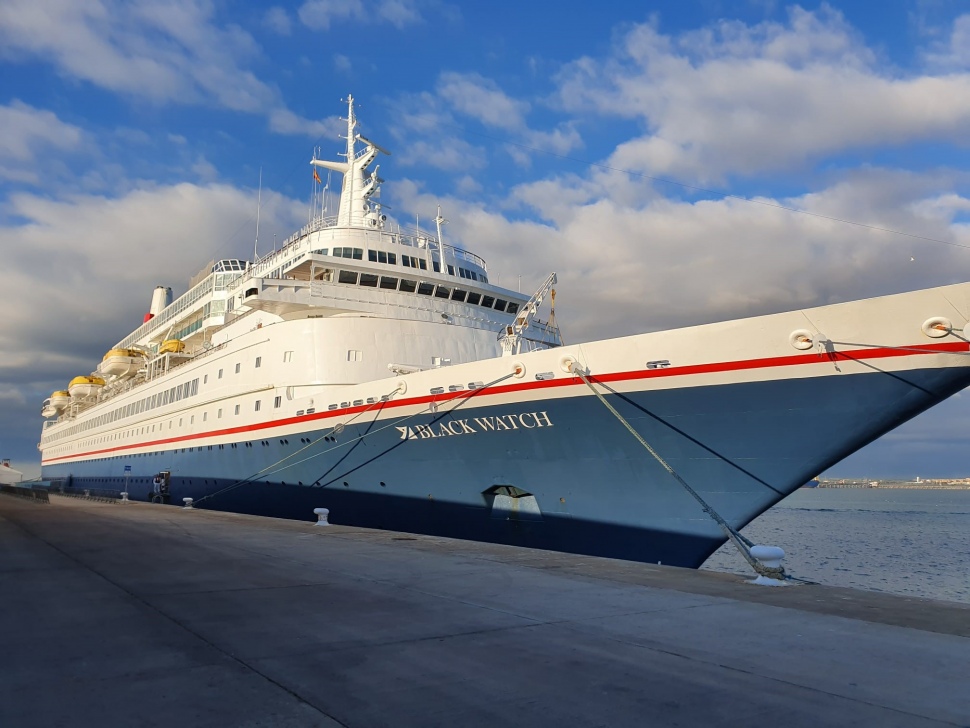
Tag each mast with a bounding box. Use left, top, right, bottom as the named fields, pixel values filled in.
left=253, top=167, right=262, bottom=262
left=311, top=95, right=388, bottom=228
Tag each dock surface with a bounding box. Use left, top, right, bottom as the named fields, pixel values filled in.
left=2, top=494, right=969, bottom=727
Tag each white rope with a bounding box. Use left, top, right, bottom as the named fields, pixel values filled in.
left=195, top=369, right=518, bottom=502
left=193, top=382, right=406, bottom=504
left=569, top=363, right=791, bottom=581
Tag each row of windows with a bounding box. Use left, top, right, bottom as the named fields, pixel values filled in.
left=47, top=353, right=272, bottom=446
left=48, top=388, right=283, bottom=455
left=368, top=249, right=397, bottom=265
left=334, top=271, right=519, bottom=314
left=314, top=247, right=487, bottom=282
left=332, top=246, right=363, bottom=260
left=46, top=378, right=200, bottom=443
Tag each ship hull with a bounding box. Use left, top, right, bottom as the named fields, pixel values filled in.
left=42, top=361, right=970, bottom=567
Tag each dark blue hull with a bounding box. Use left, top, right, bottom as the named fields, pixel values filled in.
left=43, top=365, right=970, bottom=568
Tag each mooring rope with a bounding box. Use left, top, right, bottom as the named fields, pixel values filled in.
left=568, top=362, right=796, bottom=583
left=309, top=369, right=520, bottom=488
left=193, top=368, right=519, bottom=504
left=192, top=381, right=406, bottom=505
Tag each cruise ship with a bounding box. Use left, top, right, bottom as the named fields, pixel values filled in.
left=38, top=97, right=970, bottom=568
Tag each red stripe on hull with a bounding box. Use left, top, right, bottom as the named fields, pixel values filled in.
left=41, top=341, right=968, bottom=465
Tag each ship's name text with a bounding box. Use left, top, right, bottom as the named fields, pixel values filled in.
left=396, top=411, right=553, bottom=440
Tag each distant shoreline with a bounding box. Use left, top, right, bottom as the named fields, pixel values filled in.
left=812, top=481, right=970, bottom=490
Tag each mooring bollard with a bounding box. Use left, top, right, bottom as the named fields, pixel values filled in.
left=314, top=507, right=330, bottom=526
left=83, top=489, right=90, bottom=497
left=120, top=492, right=129, bottom=502
left=750, top=544, right=787, bottom=586
left=182, top=497, right=194, bottom=509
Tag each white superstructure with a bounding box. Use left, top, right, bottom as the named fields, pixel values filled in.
left=39, top=96, right=561, bottom=461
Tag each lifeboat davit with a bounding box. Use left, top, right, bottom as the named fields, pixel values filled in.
left=50, top=390, right=70, bottom=411
left=159, top=339, right=185, bottom=354
left=68, top=375, right=105, bottom=399
left=41, top=398, right=58, bottom=418
left=99, top=348, right=147, bottom=378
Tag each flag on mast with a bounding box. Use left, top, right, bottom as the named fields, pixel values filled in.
left=313, top=168, right=322, bottom=184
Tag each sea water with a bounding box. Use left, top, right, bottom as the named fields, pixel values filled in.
left=701, top=488, right=970, bottom=604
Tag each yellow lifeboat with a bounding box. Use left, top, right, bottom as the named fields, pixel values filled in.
left=102, top=348, right=143, bottom=360
left=159, top=339, right=185, bottom=354
left=98, top=348, right=147, bottom=378
left=68, top=375, right=106, bottom=400
left=50, top=390, right=70, bottom=410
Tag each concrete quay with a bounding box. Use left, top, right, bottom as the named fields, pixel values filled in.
left=1, top=494, right=968, bottom=728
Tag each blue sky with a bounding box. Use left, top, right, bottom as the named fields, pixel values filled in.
left=3, top=0, right=970, bottom=479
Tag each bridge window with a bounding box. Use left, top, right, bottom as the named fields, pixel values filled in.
left=481, top=295, right=495, bottom=308
left=447, top=265, right=455, bottom=276
left=434, top=286, right=450, bottom=299
left=506, top=303, right=519, bottom=315
left=380, top=276, right=398, bottom=290
left=451, top=289, right=467, bottom=302
left=333, top=247, right=363, bottom=260
left=360, top=273, right=379, bottom=287
left=466, top=292, right=481, bottom=305
left=494, top=299, right=508, bottom=312
left=338, top=270, right=359, bottom=285
left=399, top=279, right=417, bottom=293
left=417, top=282, right=435, bottom=296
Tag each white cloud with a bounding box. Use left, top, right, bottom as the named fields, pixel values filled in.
left=437, top=72, right=530, bottom=131
left=0, top=101, right=84, bottom=183
left=923, top=13, right=970, bottom=70
left=0, top=0, right=324, bottom=137
left=334, top=54, right=352, bottom=72
left=0, top=386, right=27, bottom=408
left=434, top=72, right=583, bottom=160
left=390, top=74, right=583, bottom=172
left=268, top=109, right=342, bottom=139
left=553, top=8, right=970, bottom=182
left=390, top=168, right=970, bottom=342
left=298, top=0, right=424, bottom=30
left=263, top=6, right=292, bottom=35
left=397, top=138, right=487, bottom=172
left=190, top=155, right=218, bottom=182
left=376, top=0, right=422, bottom=27
left=0, top=183, right=306, bottom=382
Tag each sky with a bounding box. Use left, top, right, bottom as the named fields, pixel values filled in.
left=3, top=0, right=970, bottom=479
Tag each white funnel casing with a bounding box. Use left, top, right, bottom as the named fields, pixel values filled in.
left=149, top=286, right=173, bottom=316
